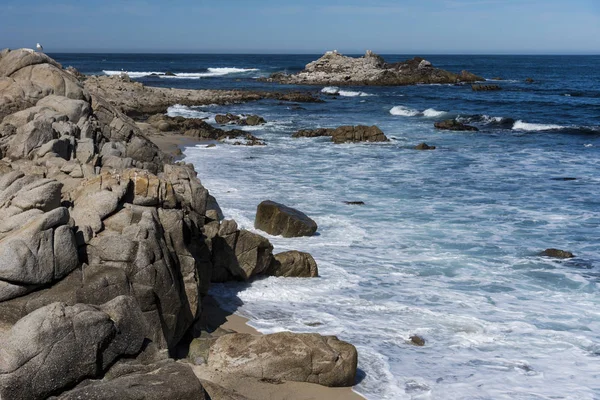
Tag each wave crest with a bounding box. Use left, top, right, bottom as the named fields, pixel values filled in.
left=103, top=67, right=259, bottom=79
left=390, top=106, right=446, bottom=118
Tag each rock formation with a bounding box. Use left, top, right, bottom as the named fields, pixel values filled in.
left=83, top=74, right=322, bottom=117
left=255, top=200, right=318, bottom=237
left=434, top=119, right=479, bottom=132
left=206, top=332, right=358, bottom=387
left=266, top=50, right=484, bottom=86
left=0, top=48, right=357, bottom=398
left=147, top=114, right=266, bottom=146
left=293, top=125, right=389, bottom=143
left=215, top=113, right=266, bottom=126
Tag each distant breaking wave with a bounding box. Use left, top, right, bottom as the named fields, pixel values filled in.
left=389, top=105, right=447, bottom=118
left=103, top=67, right=259, bottom=79
left=457, top=114, right=600, bottom=134
left=512, top=120, right=564, bottom=132
left=321, top=86, right=375, bottom=97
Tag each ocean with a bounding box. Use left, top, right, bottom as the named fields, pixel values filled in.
left=51, top=53, right=600, bottom=399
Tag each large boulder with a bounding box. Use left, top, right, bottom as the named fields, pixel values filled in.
left=266, top=251, right=319, bottom=278
left=255, top=200, right=318, bottom=237
left=0, top=296, right=146, bottom=400
left=210, top=219, right=274, bottom=282
left=207, top=332, right=358, bottom=387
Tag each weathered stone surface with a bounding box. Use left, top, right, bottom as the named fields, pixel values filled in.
left=54, top=360, right=206, bottom=400
left=434, top=119, right=479, bottom=132
left=0, top=296, right=146, bottom=400
left=207, top=332, right=358, bottom=387
left=540, top=248, right=575, bottom=259
left=266, top=251, right=319, bottom=278
left=267, top=50, right=484, bottom=86
left=255, top=200, right=318, bottom=238
left=211, top=223, right=274, bottom=282
left=293, top=125, right=389, bottom=144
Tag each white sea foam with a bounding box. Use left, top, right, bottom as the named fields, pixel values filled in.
left=103, top=70, right=162, bottom=78
left=321, top=86, right=374, bottom=97
left=512, top=120, right=564, bottom=132
left=422, top=108, right=447, bottom=118
left=389, top=105, right=420, bottom=117
left=166, top=104, right=215, bottom=123
left=321, top=86, right=340, bottom=94
left=103, top=67, right=259, bottom=79
left=390, top=106, right=446, bottom=117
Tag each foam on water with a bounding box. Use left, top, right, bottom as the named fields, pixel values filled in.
left=422, top=108, right=447, bottom=118
left=321, top=86, right=375, bottom=97
left=103, top=67, right=259, bottom=79
left=183, top=124, right=600, bottom=399
left=166, top=104, right=215, bottom=123
left=512, top=120, right=565, bottom=132
left=390, top=106, right=447, bottom=118
left=390, top=105, right=420, bottom=117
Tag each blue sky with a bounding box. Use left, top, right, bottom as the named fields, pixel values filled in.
left=1, top=0, right=599, bottom=54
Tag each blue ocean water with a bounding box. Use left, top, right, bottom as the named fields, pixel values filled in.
left=53, top=53, right=600, bottom=399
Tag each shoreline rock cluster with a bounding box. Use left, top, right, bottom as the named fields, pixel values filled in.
left=265, top=50, right=484, bottom=86
left=0, top=48, right=357, bottom=399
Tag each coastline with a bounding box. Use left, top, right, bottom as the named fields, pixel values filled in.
left=146, top=126, right=366, bottom=400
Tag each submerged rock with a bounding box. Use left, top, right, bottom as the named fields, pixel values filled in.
left=472, top=84, right=502, bottom=91
left=293, top=125, right=389, bottom=143
left=540, top=248, right=575, bottom=259
left=266, top=50, right=484, bottom=86
left=409, top=335, right=426, bottom=346
left=415, top=142, right=436, bottom=150
left=434, top=119, right=479, bottom=132
left=255, top=200, right=318, bottom=238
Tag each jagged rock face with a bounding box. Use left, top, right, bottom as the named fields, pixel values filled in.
left=254, top=200, right=318, bottom=238
left=0, top=172, right=78, bottom=301
left=268, top=50, right=484, bottom=86
left=207, top=332, right=358, bottom=387
left=0, top=296, right=146, bottom=400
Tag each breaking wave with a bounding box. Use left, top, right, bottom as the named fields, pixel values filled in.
left=103, top=67, right=259, bottom=79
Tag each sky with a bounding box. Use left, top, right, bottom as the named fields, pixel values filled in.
left=0, top=0, right=599, bottom=54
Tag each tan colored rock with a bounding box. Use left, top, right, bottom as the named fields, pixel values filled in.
left=266, top=251, right=318, bottom=278
left=207, top=332, right=358, bottom=387
left=255, top=200, right=317, bottom=237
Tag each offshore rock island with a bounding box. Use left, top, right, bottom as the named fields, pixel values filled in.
left=266, top=50, right=484, bottom=86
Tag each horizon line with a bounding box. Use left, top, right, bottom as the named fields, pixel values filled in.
left=41, top=50, right=600, bottom=56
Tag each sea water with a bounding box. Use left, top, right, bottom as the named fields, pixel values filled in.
left=54, top=53, right=600, bottom=399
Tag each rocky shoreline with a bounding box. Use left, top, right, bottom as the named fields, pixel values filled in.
left=0, top=49, right=361, bottom=400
